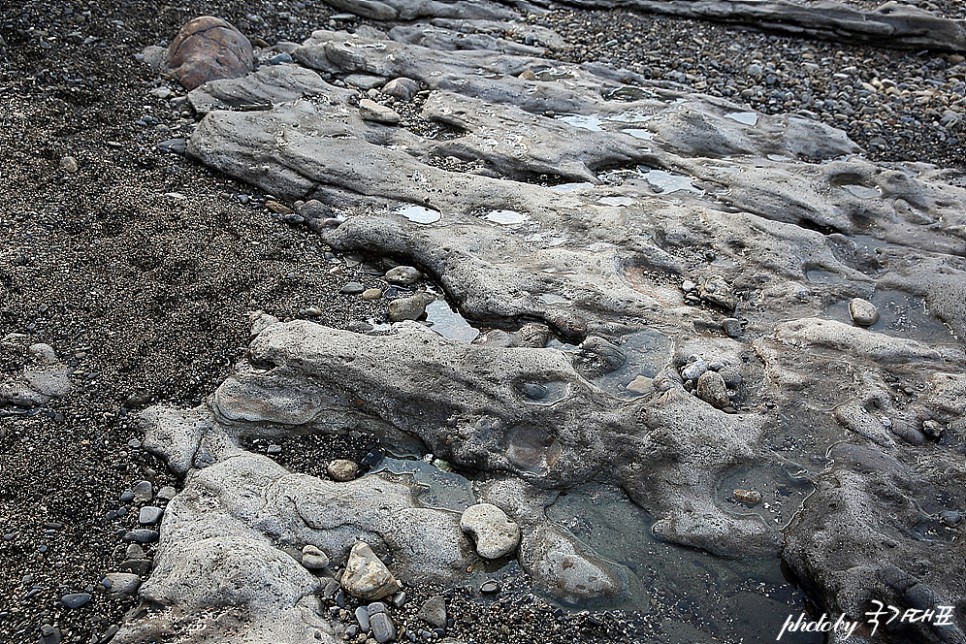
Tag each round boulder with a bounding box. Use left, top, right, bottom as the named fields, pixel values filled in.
left=165, top=16, right=254, bottom=90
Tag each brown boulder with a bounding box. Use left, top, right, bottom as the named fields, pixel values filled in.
left=165, top=16, right=253, bottom=90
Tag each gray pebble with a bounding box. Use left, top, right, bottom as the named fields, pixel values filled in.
left=132, top=480, right=153, bottom=503
left=138, top=506, right=163, bottom=525
left=355, top=605, right=370, bottom=631
left=119, top=490, right=135, bottom=504
left=480, top=580, right=500, bottom=594
left=369, top=609, right=396, bottom=643
left=388, top=293, right=436, bottom=322
left=384, top=266, right=423, bottom=285
left=418, top=594, right=447, bottom=629
left=849, top=297, right=880, bottom=326
left=681, top=357, right=708, bottom=381
left=301, top=544, right=329, bottom=570
left=326, top=459, right=359, bottom=482
left=340, top=282, right=365, bottom=295
left=156, top=485, right=177, bottom=502
left=721, top=317, right=742, bottom=338
left=119, top=559, right=153, bottom=576
left=104, top=572, right=141, bottom=597
left=40, top=624, right=61, bottom=644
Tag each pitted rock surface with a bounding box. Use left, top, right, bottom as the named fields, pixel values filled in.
left=121, top=4, right=966, bottom=643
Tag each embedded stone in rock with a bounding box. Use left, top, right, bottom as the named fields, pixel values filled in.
left=697, top=275, right=737, bottom=311
left=359, top=98, right=401, bottom=124
left=460, top=503, right=521, bottom=559
left=341, top=542, right=402, bottom=601
left=326, top=458, right=360, bottom=482
left=849, top=297, right=880, bottom=326
left=164, top=16, right=254, bottom=91
left=695, top=370, right=730, bottom=409
left=573, top=336, right=626, bottom=379
left=388, top=292, right=436, bottom=322
left=211, top=373, right=322, bottom=425
left=301, top=544, right=329, bottom=571
left=384, top=266, right=422, bottom=285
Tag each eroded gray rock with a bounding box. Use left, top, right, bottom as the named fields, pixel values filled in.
left=459, top=503, right=521, bottom=559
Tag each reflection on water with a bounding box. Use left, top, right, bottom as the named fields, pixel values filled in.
left=485, top=209, right=529, bottom=225
left=424, top=299, right=479, bottom=343
left=827, top=289, right=956, bottom=342
left=725, top=111, right=759, bottom=126
left=397, top=204, right=441, bottom=224
left=547, top=483, right=822, bottom=643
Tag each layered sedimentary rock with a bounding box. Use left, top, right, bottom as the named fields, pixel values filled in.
left=122, top=3, right=966, bottom=643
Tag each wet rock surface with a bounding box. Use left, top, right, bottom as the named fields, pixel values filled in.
left=2, top=1, right=965, bottom=643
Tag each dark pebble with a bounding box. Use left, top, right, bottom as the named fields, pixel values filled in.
left=123, top=529, right=160, bottom=544
left=98, top=624, right=119, bottom=643
left=61, top=592, right=92, bottom=609
left=940, top=510, right=962, bottom=525
left=157, top=138, right=187, bottom=155
left=40, top=624, right=62, bottom=644
left=119, top=558, right=153, bottom=576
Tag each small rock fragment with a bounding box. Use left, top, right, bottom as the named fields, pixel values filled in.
left=61, top=592, right=92, bottom=609
left=418, top=594, right=447, bottom=629
left=382, top=77, right=420, bottom=101
left=696, top=370, right=730, bottom=409
left=362, top=288, right=383, bottom=301
left=138, top=506, right=163, bottom=525
left=698, top=275, right=737, bottom=311
left=388, top=293, right=436, bottom=322
left=680, top=356, right=708, bottom=381
left=721, top=318, right=742, bottom=338
left=460, top=503, right=521, bottom=559
left=626, top=375, right=653, bottom=394
left=368, top=602, right=396, bottom=643
left=132, top=480, right=153, bottom=503
left=340, top=282, right=366, bottom=295
left=104, top=573, right=141, bottom=597
left=60, top=156, right=79, bottom=173
left=340, top=542, right=401, bottom=601
left=734, top=489, right=762, bottom=506
left=359, top=98, right=401, bottom=124
left=849, top=298, right=880, bottom=326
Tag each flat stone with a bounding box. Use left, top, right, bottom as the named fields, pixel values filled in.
left=362, top=288, right=383, bottom=301
left=849, top=297, right=880, bottom=326
left=359, top=98, right=401, bottom=125
left=418, top=594, right=447, bottom=629
left=133, top=480, right=153, bottom=503
left=340, top=542, right=401, bottom=601
left=340, top=282, right=366, bottom=295
left=734, top=489, right=763, bottom=506
left=119, top=559, right=154, bottom=576
left=384, top=266, right=423, bottom=285
left=369, top=609, right=396, bottom=643
left=139, top=506, right=164, bottom=525
left=124, top=529, right=160, bottom=544
left=460, top=503, right=521, bottom=559
left=354, top=605, right=370, bottom=632
left=61, top=592, right=92, bottom=609
left=626, top=375, right=653, bottom=394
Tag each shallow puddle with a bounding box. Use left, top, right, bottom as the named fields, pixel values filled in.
left=397, top=204, right=441, bottom=224
left=424, top=299, right=480, bottom=343
left=725, top=111, right=759, bottom=126
left=827, top=289, right=956, bottom=342
left=641, top=168, right=702, bottom=194
left=484, top=209, right=529, bottom=225
left=557, top=114, right=604, bottom=131
left=546, top=482, right=822, bottom=642
left=368, top=454, right=475, bottom=512
left=621, top=128, right=653, bottom=140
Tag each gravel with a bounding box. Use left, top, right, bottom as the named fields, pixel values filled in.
left=1, top=1, right=962, bottom=643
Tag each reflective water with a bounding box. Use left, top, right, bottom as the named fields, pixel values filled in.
left=397, top=204, right=441, bottom=224
left=827, top=289, right=956, bottom=342
left=725, top=111, right=759, bottom=126
left=621, top=128, right=653, bottom=140
left=484, top=209, right=529, bottom=225
left=642, top=168, right=702, bottom=194
left=424, top=299, right=479, bottom=343
left=557, top=114, right=603, bottom=131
